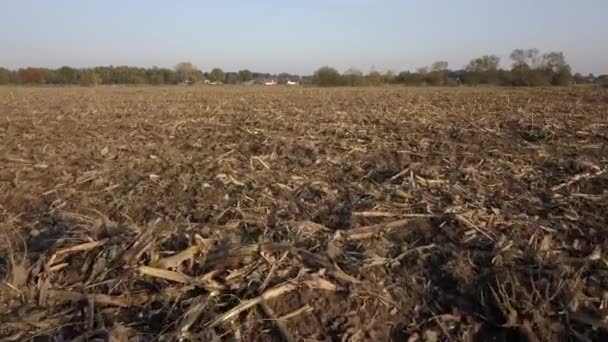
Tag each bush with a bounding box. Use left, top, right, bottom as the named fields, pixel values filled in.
left=425, top=71, right=447, bottom=86
left=511, top=65, right=549, bottom=86
left=0, top=67, right=11, bottom=84
left=550, top=67, right=573, bottom=86
left=314, top=66, right=342, bottom=86
left=238, top=70, right=253, bottom=83
left=528, top=70, right=549, bottom=86
left=79, top=71, right=102, bottom=87
left=343, top=69, right=365, bottom=86
left=209, top=68, right=225, bottom=83
left=396, top=71, right=424, bottom=86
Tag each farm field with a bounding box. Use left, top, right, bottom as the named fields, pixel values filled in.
left=1, top=85, right=608, bottom=341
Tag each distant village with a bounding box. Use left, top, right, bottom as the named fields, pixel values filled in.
left=198, top=72, right=306, bottom=86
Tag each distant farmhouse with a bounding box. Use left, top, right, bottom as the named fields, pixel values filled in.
left=263, top=78, right=277, bottom=86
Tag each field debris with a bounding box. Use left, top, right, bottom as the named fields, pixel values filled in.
left=1, top=86, right=608, bottom=341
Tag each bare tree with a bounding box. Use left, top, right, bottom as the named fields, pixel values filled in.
left=510, top=49, right=527, bottom=67
left=526, top=48, right=541, bottom=68
left=510, top=48, right=541, bottom=68
left=431, top=61, right=448, bottom=72
left=383, top=70, right=396, bottom=84
left=541, top=52, right=567, bottom=72
left=416, top=67, right=429, bottom=74
left=466, top=55, right=500, bottom=72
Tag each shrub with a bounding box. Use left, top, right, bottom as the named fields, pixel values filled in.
left=343, top=68, right=365, bottom=86
left=209, top=68, right=225, bottom=83
left=79, top=71, right=102, bottom=86
left=551, top=68, right=573, bottom=86
left=314, top=66, right=342, bottom=86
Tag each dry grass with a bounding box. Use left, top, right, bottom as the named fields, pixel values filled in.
left=1, top=85, right=607, bottom=341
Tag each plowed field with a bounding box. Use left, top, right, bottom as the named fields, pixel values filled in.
left=1, top=86, right=607, bottom=341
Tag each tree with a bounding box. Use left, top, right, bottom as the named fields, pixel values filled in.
left=396, top=71, right=424, bottom=85
left=497, top=69, right=513, bottom=85
left=427, top=61, right=449, bottom=85
left=599, top=76, right=608, bottom=89
left=511, top=49, right=556, bottom=87
left=146, top=67, right=176, bottom=85
left=343, top=68, right=365, bottom=86
left=314, top=66, right=342, bottom=86
left=367, top=70, right=383, bottom=86
left=541, top=52, right=567, bottom=72
left=18, top=68, right=46, bottom=84
left=552, top=68, right=572, bottom=86
left=238, top=69, right=253, bottom=82
left=79, top=70, right=102, bottom=86
left=175, top=62, right=201, bottom=83
left=225, top=72, right=240, bottom=84
left=56, top=66, right=78, bottom=84
left=465, top=55, right=500, bottom=84
left=510, top=48, right=541, bottom=68
left=466, top=55, right=500, bottom=72
left=209, top=68, right=225, bottom=83
left=540, top=51, right=572, bottom=85
left=0, top=67, right=12, bottom=84
left=511, top=64, right=548, bottom=87
left=416, top=67, right=429, bottom=75
left=573, top=73, right=591, bottom=84
left=383, top=70, right=396, bottom=84
left=431, top=61, right=448, bottom=72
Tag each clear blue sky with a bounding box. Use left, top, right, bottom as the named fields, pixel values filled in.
left=1, top=0, right=606, bottom=75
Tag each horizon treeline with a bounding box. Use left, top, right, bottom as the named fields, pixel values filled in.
left=0, top=49, right=606, bottom=87
left=315, top=49, right=604, bottom=87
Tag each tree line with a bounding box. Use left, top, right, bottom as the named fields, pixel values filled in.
left=0, top=62, right=264, bottom=86
left=0, top=49, right=606, bottom=87
left=315, top=49, right=605, bottom=87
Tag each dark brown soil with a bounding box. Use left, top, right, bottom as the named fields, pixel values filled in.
left=1, top=85, right=607, bottom=341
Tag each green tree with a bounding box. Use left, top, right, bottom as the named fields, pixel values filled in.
left=343, top=68, right=365, bottom=86
left=79, top=70, right=102, bottom=86
left=175, top=62, right=201, bottom=83
left=465, top=55, right=500, bottom=84
left=238, top=69, right=253, bottom=82
left=396, top=71, right=423, bottom=85
left=0, top=67, right=12, bottom=84
left=551, top=67, right=573, bottom=86
left=467, top=55, right=500, bottom=72
left=209, top=68, right=225, bottom=83
left=540, top=52, right=572, bottom=86
left=314, top=66, right=342, bottom=86
left=57, top=66, right=78, bottom=84
left=510, top=48, right=550, bottom=86
left=511, top=64, right=530, bottom=86
left=426, top=61, right=449, bottom=85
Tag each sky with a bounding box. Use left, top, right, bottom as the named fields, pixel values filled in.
left=0, top=0, right=606, bottom=75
